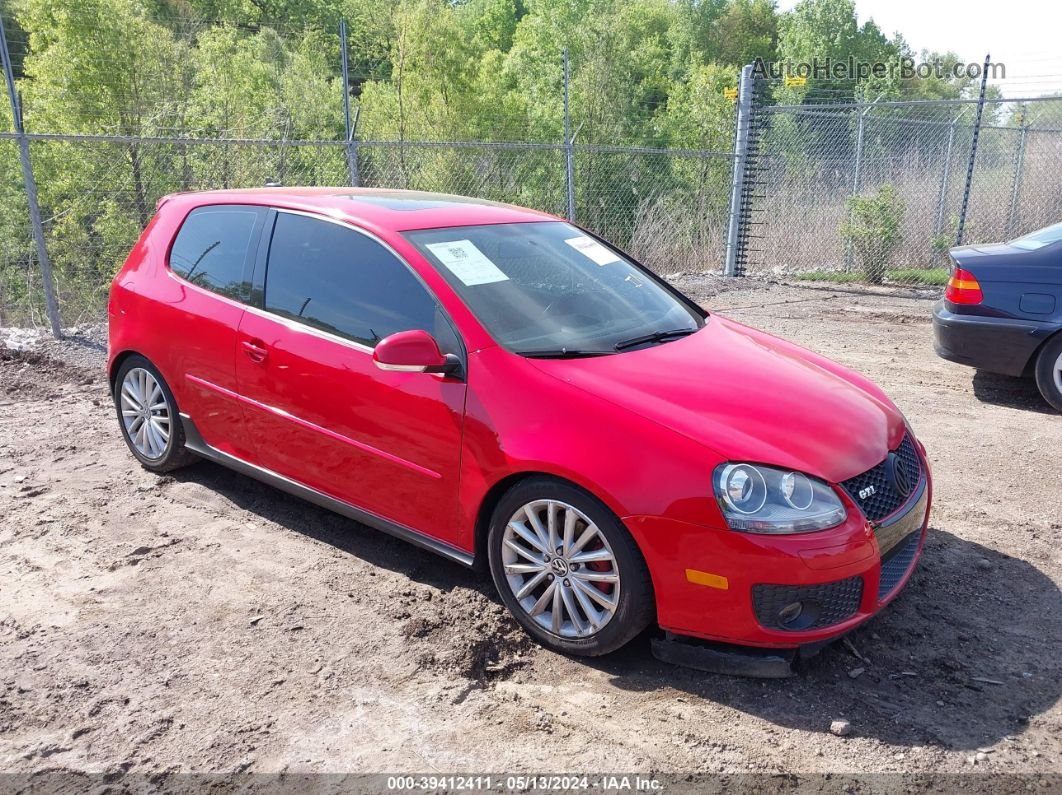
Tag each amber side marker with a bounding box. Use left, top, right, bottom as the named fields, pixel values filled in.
left=685, top=568, right=729, bottom=589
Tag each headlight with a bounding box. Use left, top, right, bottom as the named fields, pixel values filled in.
left=713, top=463, right=846, bottom=534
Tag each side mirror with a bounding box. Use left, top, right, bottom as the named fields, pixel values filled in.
left=373, top=329, right=459, bottom=376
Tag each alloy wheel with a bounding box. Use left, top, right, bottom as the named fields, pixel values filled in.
left=501, top=499, right=621, bottom=638
left=1054, top=350, right=1062, bottom=395
left=120, top=367, right=171, bottom=460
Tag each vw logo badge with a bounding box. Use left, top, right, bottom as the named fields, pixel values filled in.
left=889, top=453, right=913, bottom=498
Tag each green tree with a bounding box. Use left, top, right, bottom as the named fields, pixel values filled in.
left=777, top=0, right=897, bottom=102
left=17, top=0, right=190, bottom=318
left=715, top=0, right=778, bottom=66
left=840, top=184, right=905, bottom=283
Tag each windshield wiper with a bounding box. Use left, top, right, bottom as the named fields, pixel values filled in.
left=518, top=348, right=616, bottom=359
left=614, top=327, right=698, bottom=351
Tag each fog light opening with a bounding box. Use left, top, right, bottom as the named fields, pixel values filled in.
left=778, top=601, right=804, bottom=626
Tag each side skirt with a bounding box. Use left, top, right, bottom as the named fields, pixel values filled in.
left=179, top=413, right=475, bottom=568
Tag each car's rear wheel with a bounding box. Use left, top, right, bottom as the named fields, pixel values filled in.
left=1034, top=334, right=1062, bottom=413
left=113, top=355, right=196, bottom=472
left=487, top=477, right=654, bottom=656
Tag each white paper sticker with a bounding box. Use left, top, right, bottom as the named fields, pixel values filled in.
left=564, top=235, right=621, bottom=266
left=425, top=240, right=509, bottom=286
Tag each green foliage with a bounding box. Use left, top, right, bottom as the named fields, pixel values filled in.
left=715, top=0, right=778, bottom=67
left=777, top=0, right=896, bottom=101
left=0, top=0, right=970, bottom=323
left=796, top=266, right=948, bottom=286
left=839, top=184, right=906, bottom=284
left=794, top=270, right=864, bottom=283
left=888, top=267, right=949, bottom=286
left=930, top=215, right=960, bottom=263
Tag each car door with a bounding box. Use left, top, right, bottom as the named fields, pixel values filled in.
left=234, top=209, right=468, bottom=547
left=160, top=203, right=267, bottom=460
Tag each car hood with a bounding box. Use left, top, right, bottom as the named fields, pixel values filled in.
left=528, top=315, right=905, bottom=484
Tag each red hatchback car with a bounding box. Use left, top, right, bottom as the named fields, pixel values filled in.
left=108, top=188, right=931, bottom=674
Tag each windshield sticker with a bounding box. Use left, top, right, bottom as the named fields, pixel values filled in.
left=564, top=235, right=621, bottom=266
left=425, top=240, right=509, bottom=286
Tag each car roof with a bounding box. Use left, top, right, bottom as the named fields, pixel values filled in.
left=163, top=187, right=557, bottom=232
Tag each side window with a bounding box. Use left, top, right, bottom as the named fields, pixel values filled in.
left=264, top=212, right=456, bottom=351
left=169, top=206, right=261, bottom=300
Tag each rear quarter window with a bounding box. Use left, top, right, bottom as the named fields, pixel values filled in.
left=169, top=205, right=264, bottom=300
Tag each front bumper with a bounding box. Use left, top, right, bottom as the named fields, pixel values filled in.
left=932, top=300, right=1049, bottom=377
left=625, top=452, right=932, bottom=655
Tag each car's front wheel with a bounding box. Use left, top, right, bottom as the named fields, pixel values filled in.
left=487, top=477, right=654, bottom=656
left=1034, top=333, right=1062, bottom=413
left=113, top=355, right=197, bottom=472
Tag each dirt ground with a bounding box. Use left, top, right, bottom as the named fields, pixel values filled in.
left=1, top=279, right=1060, bottom=786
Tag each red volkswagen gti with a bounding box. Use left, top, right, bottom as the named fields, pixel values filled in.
left=108, top=188, right=931, bottom=676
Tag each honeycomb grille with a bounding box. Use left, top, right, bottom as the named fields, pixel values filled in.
left=878, top=531, right=921, bottom=600
left=840, top=435, right=922, bottom=522
left=752, top=577, right=863, bottom=631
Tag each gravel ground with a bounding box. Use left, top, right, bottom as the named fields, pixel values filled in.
left=0, top=278, right=1059, bottom=787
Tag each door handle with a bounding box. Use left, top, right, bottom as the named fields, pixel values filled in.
left=240, top=338, right=268, bottom=363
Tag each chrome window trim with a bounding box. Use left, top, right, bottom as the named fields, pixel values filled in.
left=162, top=205, right=468, bottom=361
left=164, top=269, right=377, bottom=355
left=260, top=208, right=467, bottom=360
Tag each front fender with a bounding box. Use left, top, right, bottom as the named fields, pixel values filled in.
left=455, top=346, right=723, bottom=551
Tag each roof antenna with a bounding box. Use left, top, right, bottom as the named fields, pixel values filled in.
left=265, top=177, right=282, bottom=187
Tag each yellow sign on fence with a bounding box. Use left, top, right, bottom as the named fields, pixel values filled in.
left=784, top=75, right=808, bottom=87
left=723, top=87, right=738, bottom=100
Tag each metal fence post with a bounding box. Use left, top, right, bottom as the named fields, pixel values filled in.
left=955, top=54, right=991, bottom=246
left=934, top=116, right=959, bottom=236
left=843, top=103, right=866, bottom=270
left=843, top=95, right=882, bottom=269
left=1006, top=119, right=1028, bottom=238
left=723, top=63, right=753, bottom=277
left=850, top=95, right=882, bottom=194
left=562, top=48, right=575, bottom=222
left=1, top=14, right=61, bottom=338
left=339, top=19, right=359, bottom=187
left=851, top=106, right=866, bottom=197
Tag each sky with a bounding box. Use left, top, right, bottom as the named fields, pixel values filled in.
left=775, top=0, right=1062, bottom=98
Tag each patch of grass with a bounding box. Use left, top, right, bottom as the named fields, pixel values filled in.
left=795, top=270, right=865, bottom=283
left=794, top=266, right=950, bottom=286
left=887, top=267, right=950, bottom=286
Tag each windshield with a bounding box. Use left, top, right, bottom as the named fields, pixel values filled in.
left=1011, top=222, right=1062, bottom=251
left=405, top=222, right=704, bottom=355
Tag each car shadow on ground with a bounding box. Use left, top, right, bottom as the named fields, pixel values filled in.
left=597, top=527, right=1062, bottom=750
left=170, top=460, right=485, bottom=594
left=170, top=462, right=1060, bottom=751
left=971, top=370, right=1055, bottom=413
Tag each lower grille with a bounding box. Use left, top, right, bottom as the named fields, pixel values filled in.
left=752, top=577, right=863, bottom=631
left=878, top=531, right=921, bottom=600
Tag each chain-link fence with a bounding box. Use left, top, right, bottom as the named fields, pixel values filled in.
left=741, top=94, right=1062, bottom=287
left=0, top=135, right=735, bottom=327
left=5, top=9, right=1062, bottom=332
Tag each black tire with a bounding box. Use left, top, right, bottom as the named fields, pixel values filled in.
left=1034, top=333, right=1062, bottom=413
left=487, top=476, right=655, bottom=656
left=113, top=355, right=197, bottom=473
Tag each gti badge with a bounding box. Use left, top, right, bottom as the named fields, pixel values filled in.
left=858, top=485, right=876, bottom=500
